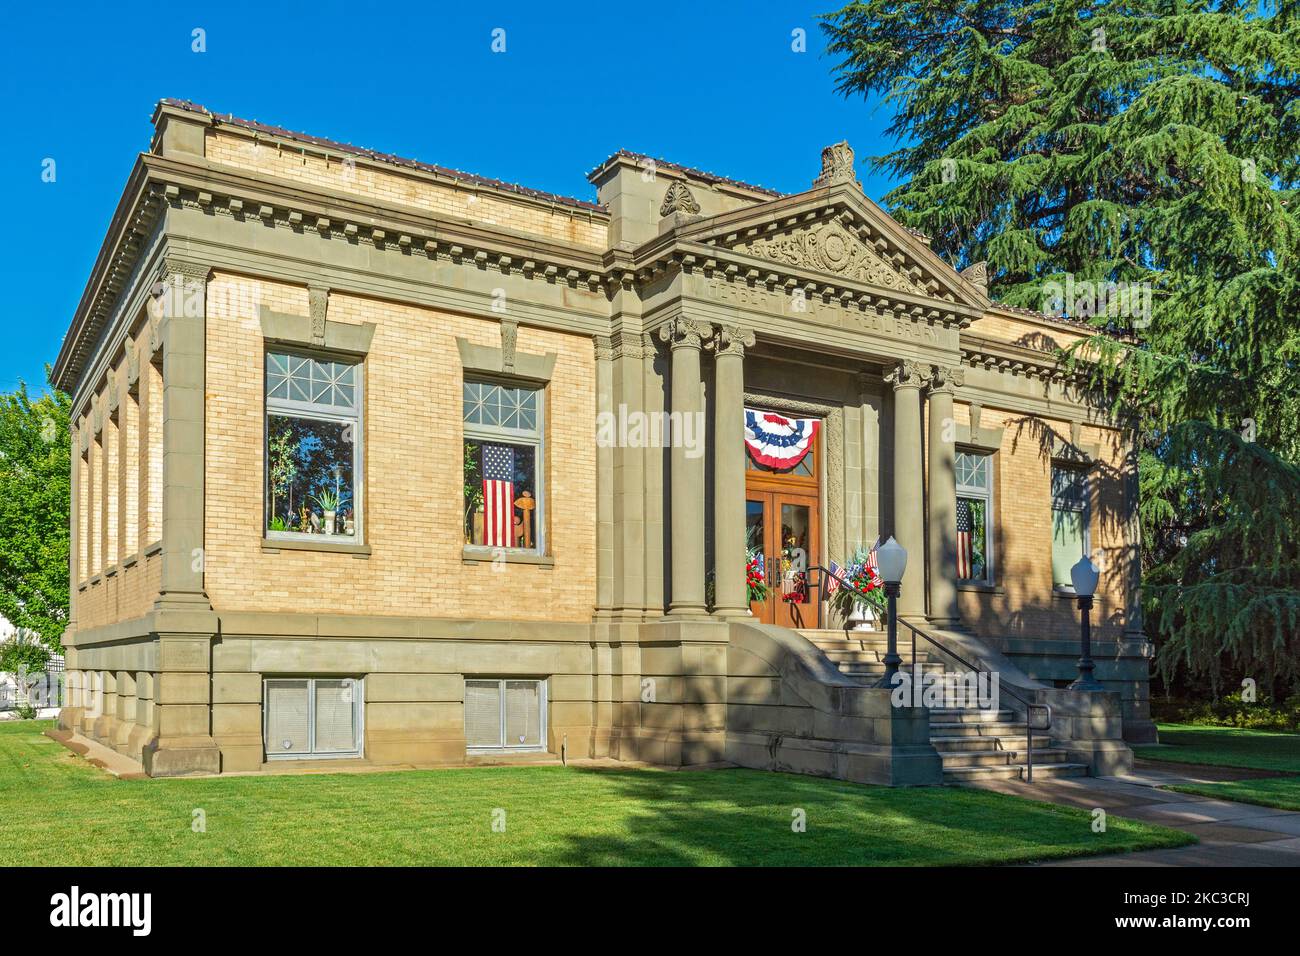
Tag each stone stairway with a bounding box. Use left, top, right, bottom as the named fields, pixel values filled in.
left=798, top=628, right=1089, bottom=783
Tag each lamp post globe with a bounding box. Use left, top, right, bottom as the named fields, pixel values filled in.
left=873, top=537, right=907, bottom=688
left=1068, top=555, right=1105, bottom=692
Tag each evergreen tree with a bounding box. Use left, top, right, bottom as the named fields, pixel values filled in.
left=822, top=1, right=1300, bottom=695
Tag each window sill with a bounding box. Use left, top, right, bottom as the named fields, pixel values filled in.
left=143, top=540, right=162, bottom=557
left=122, top=552, right=140, bottom=569
left=104, top=564, right=118, bottom=579
left=262, top=537, right=371, bottom=558
left=461, top=546, right=554, bottom=567
left=1053, top=587, right=1081, bottom=600
left=957, top=581, right=1003, bottom=595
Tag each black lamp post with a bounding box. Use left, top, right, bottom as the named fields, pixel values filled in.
left=873, top=536, right=908, bottom=688
left=1068, top=555, right=1104, bottom=692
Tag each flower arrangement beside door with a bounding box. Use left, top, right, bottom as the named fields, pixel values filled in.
left=830, top=545, right=888, bottom=630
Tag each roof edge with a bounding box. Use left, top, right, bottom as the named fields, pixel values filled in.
left=157, top=98, right=607, bottom=214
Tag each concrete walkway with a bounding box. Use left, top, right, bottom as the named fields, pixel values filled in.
left=969, top=761, right=1300, bottom=866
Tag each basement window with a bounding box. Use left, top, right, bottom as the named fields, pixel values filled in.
left=464, top=678, right=547, bottom=752
left=264, top=677, right=364, bottom=759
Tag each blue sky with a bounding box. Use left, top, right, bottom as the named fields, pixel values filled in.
left=0, top=1, right=902, bottom=395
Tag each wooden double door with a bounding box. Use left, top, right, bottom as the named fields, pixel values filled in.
left=745, top=488, right=821, bottom=628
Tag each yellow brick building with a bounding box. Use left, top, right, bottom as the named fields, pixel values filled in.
left=53, top=100, right=1152, bottom=783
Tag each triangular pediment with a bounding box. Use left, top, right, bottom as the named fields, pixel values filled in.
left=732, top=214, right=928, bottom=295
left=670, top=182, right=990, bottom=313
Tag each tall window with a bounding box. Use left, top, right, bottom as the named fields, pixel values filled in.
left=78, top=448, right=90, bottom=582
left=1052, top=464, right=1090, bottom=588
left=123, top=385, right=140, bottom=557
left=463, top=380, right=544, bottom=553
left=955, top=451, right=993, bottom=583
left=265, top=351, right=361, bottom=541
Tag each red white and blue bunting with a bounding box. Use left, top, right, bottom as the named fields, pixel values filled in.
left=744, top=408, right=819, bottom=471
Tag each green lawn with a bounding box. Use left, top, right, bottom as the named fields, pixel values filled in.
left=1135, top=724, right=1300, bottom=812
left=1134, top=723, right=1300, bottom=773
left=0, top=721, right=1191, bottom=866
left=1166, top=778, right=1300, bottom=811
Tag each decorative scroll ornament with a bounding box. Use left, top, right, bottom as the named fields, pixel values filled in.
left=929, top=364, right=965, bottom=394
left=812, top=141, right=859, bottom=189
left=886, top=360, right=930, bottom=389
left=660, top=181, right=701, bottom=217
left=960, top=261, right=989, bottom=293
left=736, top=216, right=926, bottom=294
left=744, top=408, right=819, bottom=471
left=713, top=324, right=755, bottom=358
left=657, top=316, right=711, bottom=349
left=500, top=317, right=518, bottom=371
left=308, top=285, right=329, bottom=347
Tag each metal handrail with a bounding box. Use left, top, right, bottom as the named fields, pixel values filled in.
left=802, top=563, right=1051, bottom=783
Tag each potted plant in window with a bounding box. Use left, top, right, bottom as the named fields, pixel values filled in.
left=311, top=489, right=350, bottom=535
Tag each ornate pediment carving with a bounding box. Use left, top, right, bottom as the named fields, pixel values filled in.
left=960, top=260, right=989, bottom=293
left=813, top=141, right=859, bottom=189
left=660, top=181, right=701, bottom=217
left=733, top=216, right=927, bottom=295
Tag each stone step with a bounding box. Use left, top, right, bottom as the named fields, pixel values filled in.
left=929, top=708, right=1016, bottom=721
left=930, top=734, right=1055, bottom=753
left=943, top=762, right=1089, bottom=784
left=807, top=636, right=941, bottom=657
left=929, top=721, right=1028, bottom=737
left=835, top=664, right=945, bottom=681
left=938, top=748, right=1073, bottom=769
left=821, top=648, right=940, bottom=664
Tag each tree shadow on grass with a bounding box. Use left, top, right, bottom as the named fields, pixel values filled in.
left=538, top=766, right=1164, bottom=867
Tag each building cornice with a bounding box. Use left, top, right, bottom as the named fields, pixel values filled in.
left=53, top=154, right=613, bottom=393
left=960, top=333, right=1090, bottom=386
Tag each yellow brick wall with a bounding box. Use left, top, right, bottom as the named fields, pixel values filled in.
left=76, top=548, right=161, bottom=630
left=951, top=402, right=1131, bottom=640
left=71, top=327, right=175, bottom=632
left=204, top=273, right=598, bottom=621
left=966, top=312, right=1087, bottom=352
left=205, top=131, right=608, bottom=250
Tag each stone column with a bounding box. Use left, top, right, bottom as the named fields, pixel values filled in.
left=926, top=365, right=964, bottom=626
left=593, top=335, right=615, bottom=616
left=887, top=361, right=928, bottom=619
left=711, top=324, right=755, bottom=618
left=1121, top=438, right=1145, bottom=638
left=643, top=334, right=666, bottom=613
left=612, top=332, right=649, bottom=617
left=658, top=316, right=711, bottom=616
left=142, top=634, right=220, bottom=776
left=113, top=670, right=137, bottom=752
left=153, top=258, right=212, bottom=611
left=79, top=670, right=100, bottom=736
left=93, top=669, right=118, bottom=743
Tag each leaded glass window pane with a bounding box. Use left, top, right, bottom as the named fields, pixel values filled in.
left=956, top=451, right=990, bottom=492
left=463, top=382, right=542, bottom=435
left=265, top=351, right=358, bottom=412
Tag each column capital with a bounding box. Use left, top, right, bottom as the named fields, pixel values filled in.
left=657, top=316, right=712, bottom=350
left=885, top=360, right=930, bottom=390
left=157, top=256, right=211, bottom=284
left=928, top=364, right=965, bottom=395
left=592, top=334, right=615, bottom=363
left=711, top=324, right=755, bottom=358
